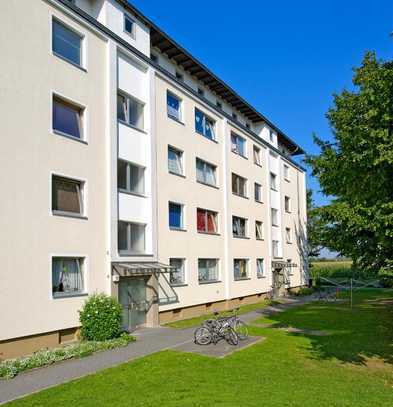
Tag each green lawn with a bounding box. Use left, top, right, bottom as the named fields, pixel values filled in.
left=7, top=289, right=393, bottom=407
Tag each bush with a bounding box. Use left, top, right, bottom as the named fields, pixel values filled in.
left=79, top=293, right=123, bottom=341
left=379, top=276, right=393, bottom=288
left=0, top=334, right=134, bottom=380
left=293, top=287, right=314, bottom=296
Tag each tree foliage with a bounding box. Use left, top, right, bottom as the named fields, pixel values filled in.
left=307, top=52, right=393, bottom=273
left=306, top=189, right=324, bottom=258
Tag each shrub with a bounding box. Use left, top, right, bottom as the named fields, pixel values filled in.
left=379, top=276, right=393, bottom=288
left=0, top=333, right=134, bottom=380
left=79, top=293, right=123, bottom=341
left=294, top=287, right=314, bottom=296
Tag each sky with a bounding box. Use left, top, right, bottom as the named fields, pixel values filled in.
left=129, top=0, right=392, bottom=206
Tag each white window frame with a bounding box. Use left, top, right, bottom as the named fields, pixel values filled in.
left=169, top=201, right=185, bottom=230
left=196, top=158, right=217, bottom=187
left=166, top=90, right=183, bottom=122
left=198, top=259, right=219, bottom=283
left=195, top=108, right=216, bottom=141
left=168, top=146, right=184, bottom=176
left=254, top=183, right=262, bottom=203
left=256, top=221, right=264, bottom=240
left=51, top=172, right=87, bottom=218
left=117, top=90, right=145, bottom=131
left=197, top=208, right=219, bottom=234
left=284, top=164, right=290, bottom=181
left=286, top=227, right=292, bottom=244
left=117, top=159, right=145, bottom=196
left=272, top=240, right=280, bottom=258
left=271, top=208, right=279, bottom=227
left=123, top=14, right=136, bottom=38
left=234, top=258, right=249, bottom=281
left=256, top=258, right=265, bottom=278
left=231, top=132, right=247, bottom=158
left=253, top=145, right=261, bottom=166
left=169, top=258, right=186, bottom=286
left=232, top=216, right=248, bottom=238
left=232, top=173, right=248, bottom=198
left=118, top=221, right=146, bottom=255
left=285, top=196, right=291, bottom=213
left=270, top=172, right=278, bottom=191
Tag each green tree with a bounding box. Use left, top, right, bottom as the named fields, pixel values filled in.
left=306, top=189, right=324, bottom=258
left=307, top=52, right=393, bottom=273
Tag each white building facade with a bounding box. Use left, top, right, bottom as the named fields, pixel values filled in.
left=0, top=0, right=307, bottom=359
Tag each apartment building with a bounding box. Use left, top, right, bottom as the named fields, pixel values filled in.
left=0, top=0, right=307, bottom=359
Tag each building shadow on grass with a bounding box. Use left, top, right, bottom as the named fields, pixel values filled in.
left=264, top=293, right=393, bottom=366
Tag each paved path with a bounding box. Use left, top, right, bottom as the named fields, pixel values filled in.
left=0, top=296, right=314, bottom=405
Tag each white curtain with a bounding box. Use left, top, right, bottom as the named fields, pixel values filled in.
left=53, top=258, right=83, bottom=294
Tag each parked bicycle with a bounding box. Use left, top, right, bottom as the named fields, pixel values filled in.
left=194, top=308, right=248, bottom=346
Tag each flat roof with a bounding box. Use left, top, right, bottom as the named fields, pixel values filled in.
left=116, top=0, right=305, bottom=155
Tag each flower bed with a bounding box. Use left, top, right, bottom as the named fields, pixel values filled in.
left=0, top=333, right=135, bottom=379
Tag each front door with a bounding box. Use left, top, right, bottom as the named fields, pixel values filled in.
left=119, top=277, right=147, bottom=331
left=272, top=268, right=285, bottom=297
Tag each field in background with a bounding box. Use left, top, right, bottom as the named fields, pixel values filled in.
left=310, top=260, right=354, bottom=279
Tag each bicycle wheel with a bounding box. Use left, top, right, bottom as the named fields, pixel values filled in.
left=194, top=327, right=212, bottom=345
left=233, top=320, right=248, bottom=340
left=225, top=327, right=239, bottom=346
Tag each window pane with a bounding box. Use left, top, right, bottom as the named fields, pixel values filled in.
left=118, top=221, right=128, bottom=251
left=256, top=221, right=263, bottom=240
left=53, top=99, right=81, bottom=139
left=52, top=20, right=81, bottom=66
left=117, top=161, right=128, bottom=190
left=52, top=257, right=84, bottom=295
left=52, top=176, right=81, bottom=214
left=169, top=258, right=184, bottom=285
left=205, top=163, right=216, bottom=186
left=207, top=212, right=217, bottom=233
left=130, top=223, right=145, bottom=253
left=117, top=94, right=127, bottom=122
left=124, top=15, right=134, bottom=34
left=196, top=159, right=205, bottom=183
left=232, top=174, right=238, bottom=194
left=197, top=209, right=206, bottom=232
left=128, top=98, right=144, bottom=129
left=169, top=203, right=182, bottom=228
left=168, top=148, right=182, bottom=174
left=129, top=164, right=144, bottom=195
left=195, top=109, right=204, bottom=134
left=257, top=259, right=264, bottom=277
left=234, top=259, right=247, bottom=280
left=198, top=259, right=217, bottom=282
left=167, top=93, right=180, bottom=120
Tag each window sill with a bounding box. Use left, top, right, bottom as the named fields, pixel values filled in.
left=196, top=130, right=218, bottom=144
left=198, top=280, right=221, bottom=285
left=270, top=188, right=278, bottom=192
left=257, top=276, right=267, bottom=279
left=256, top=238, right=265, bottom=241
left=170, top=283, right=188, bottom=288
left=232, top=192, right=249, bottom=200
left=286, top=242, right=293, bottom=245
left=169, top=227, right=187, bottom=232
left=118, top=189, right=147, bottom=198
left=196, top=180, right=219, bottom=189
left=169, top=171, right=186, bottom=179
left=255, top=200, right=264, bottom=204
left=285, top=210, right=292, bottom=214
left=198, top=231, right=220, bottom=236
left=272, top=224, right=279, bottom=228
left=52, top=130, right=87, bottom=145
left=53, top=292, right=88, bottom=300
left=234, top=277, right=251, bottom=282
left=118, top=120, right=147, bottom=134
left=118, top=252, right=153, bottom=257
left=254, top=162, right=263, bottom=168
left=167, top=115, right=185, bottom=126
left=52, top=211, right=87, bottom=220
left=52, top=51, right=87, bottom=73
left=232, top=151, right=248, bottom=160
left=233, top=235, right=250, bottom=240
left=284, top=178, right=291, bottom=183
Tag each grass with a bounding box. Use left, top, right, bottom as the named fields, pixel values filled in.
left=6, top=289, right=393, bottom=407
left=165, top=299, right=281, bottom=329
left=310, top=260, right=353, bottom=279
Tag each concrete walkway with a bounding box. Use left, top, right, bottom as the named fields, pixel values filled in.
left=0, top=295, right=314, bottom=405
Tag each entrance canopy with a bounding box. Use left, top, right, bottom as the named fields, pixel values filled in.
left=112, top=262, right=175, bottom=277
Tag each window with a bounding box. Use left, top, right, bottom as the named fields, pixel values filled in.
left=216, top=100, right=222, bottom=109
left=196, top=158, right=217, bottom=187
left=118, top=221, right=145, bottom=254
left=53, top=96, right=83, bottom=140
left=169, top=202, right=184, bottom=230
left=232, top=173, right=247, bottom=197
left=257, top=259, right=264, bottom=278
left=254, top=183, right=262, bottom=202
left=52, top=257, right=84, bottom=297
left=256, top=221, right=263, bottom=240
left=197, top=209, right=218, bottom=234
left=198, top=259, right=219, bottom=283
left=253, top=146, right=261, bottom=165
left=169, top=258, right=185, bottom=285
left=284, top=164, right=290, bottom=180
left=231, top=133, right=246, bottom=157
left=198, top=87, right=204, bottom=96
left=124, top=14, right=135, bottom=37
left=52, top=20, right=82, bottom=67
left=269, top=130, right=274, bottom=142
left=270, top=172, right=277, bottom=190
left=246, top=122, right=250, bottom=129
left=52, top=175, right=84, bottom=216
left=232, top=216, right=247, bottom=238
left=168, top=146, right=183, bottom=176
left=271, top=208, right=279, bottom=226
left=234, top=259, right=248, bottom=280
left=195, top=108, right=215, bottom=140
left=118, top=160, right=145, bottom=195
left=175, top=71, right=184, bottom=81
left=167, top=91, right=182, bottom=121
left=232, top=112, right=238, bottom=120
left=286, top=227, right=292, bottom=243
left=285, top=196, right=291, bottom=213
left=117, top=92, right=144, bottom=130
left=272, top=240, right=279, bottom=258
left=150, top=53, right=158, bottom=63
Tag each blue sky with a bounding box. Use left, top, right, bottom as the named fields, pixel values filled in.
left=130, top=0, right=392, bottom=206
